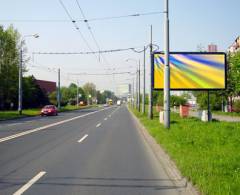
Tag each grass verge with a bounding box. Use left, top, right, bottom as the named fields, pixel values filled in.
left=0, top=105, right=97, bottom=121
left=131, top=107, right=240, bottom=195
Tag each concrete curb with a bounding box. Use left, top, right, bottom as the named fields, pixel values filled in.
left=128, top=108, right=200, bottom=195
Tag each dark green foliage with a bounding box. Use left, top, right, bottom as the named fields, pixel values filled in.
left=193, top=91, right=223, bottom=110
left=0, top=26, right=20, bottom=109
left=233, top=100, right=240, bottom=112
left=153, top=90, right=163, bottom=105
left=170, top=95, right=187, bottom=106
left=22, top=76, right=49, bottom=108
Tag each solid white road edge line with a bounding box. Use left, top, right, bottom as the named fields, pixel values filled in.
left=0, top=107, right=113, bottom=144
left=78, top=134, right=88, bottom=143
left=96, top=123, right=101, bottom=127
left=13, top=171, right=46, bottom=195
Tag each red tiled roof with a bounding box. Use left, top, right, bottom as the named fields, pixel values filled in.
left=36, top=80, right=56, bottom=94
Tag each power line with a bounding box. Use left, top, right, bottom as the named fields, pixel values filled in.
left=68, top=71, right=131, bottom=76
left=32, top=44, right=153, bottom=55
left=58, top=0, right=99, bottom=61
left=74, top=0, right=111, bottom=65
left=0, top=11, right=163, bottom=23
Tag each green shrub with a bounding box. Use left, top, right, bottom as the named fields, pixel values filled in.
left=233, top=100, right=240, bottom=112
left=170, top=95, right=187, bottom=106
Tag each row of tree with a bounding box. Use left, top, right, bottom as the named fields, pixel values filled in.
left=0, top=25, right=117, bottom=110
left=49, top=82, right=117, bottom=106
left=0, top=26, right=48, bottom=110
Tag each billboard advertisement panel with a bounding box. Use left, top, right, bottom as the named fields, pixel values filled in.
left=153, top=52, right=226, bottom=90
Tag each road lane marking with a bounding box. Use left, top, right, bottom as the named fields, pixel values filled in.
left=107, top=106, right=120, bottom=118
left=13, top=171, right=46, bottom=195
left=7, top=123, right=22, bottom=127
left=104, top=118, right=107, bottom=121
left=0, top=107, right=113, bottom=143
left=96, top=123, right=101, bottom=127
left=78, top=134, right=88, bottom=143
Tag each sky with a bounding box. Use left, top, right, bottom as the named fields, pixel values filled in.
left=0, top=0, right=239, bottom=94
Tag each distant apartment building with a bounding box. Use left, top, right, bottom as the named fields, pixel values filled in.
left=208, top=44, right=218, bottom=52
left=35, top=79, right=56, bottom=95
left=116, top=84, right=131, bottom=98
left=227, top=36, right=240, bottom=53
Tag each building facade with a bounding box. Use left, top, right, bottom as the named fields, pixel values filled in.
left=35, top=80, right=56, bottom=95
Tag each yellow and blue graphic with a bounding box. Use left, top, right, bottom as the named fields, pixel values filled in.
left=153, top=53, right=226, bottom=90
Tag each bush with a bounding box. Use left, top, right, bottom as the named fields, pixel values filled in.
left=233, top=100, right=240, bottom=112
left=68, top=98, right=77, bottom=106
left=170, top=95, right=187, bottom=106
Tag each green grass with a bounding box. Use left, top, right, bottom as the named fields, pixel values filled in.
left=0, top=105, right=97, bottom=121
left=131, top=107, right=240, bottom=195
left=0, top=109, right=41, bottom=120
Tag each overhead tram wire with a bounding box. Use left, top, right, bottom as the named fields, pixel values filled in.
left=0, top=11, right=163, bottom=23
left=68, top=71, right=132, bottom=76
left=74, top=0, right=111, bottom=66
left=58, top=0, right=99, bottom=61
left=32, top=44, right=157, bottom=55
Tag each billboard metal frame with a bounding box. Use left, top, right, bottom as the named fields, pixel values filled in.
left=152, top=51, right=227, bottom=91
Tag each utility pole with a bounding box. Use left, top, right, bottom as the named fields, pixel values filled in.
left=132, top=78, right=134, bottom=108
left=138, top=61, right=141, bottom=112
left=18, top=48, right=23, bottom=115
left=57, top=68, right=61, bottom=110
left=136, top=70, right=138, bottom=109
left=18, top=34, right=39, bottom=115
left=76, top=80, right=79, bottom=107
left=142, top=46, right=146, bottom=114
left=148, top=25, right=153, bottom=119
left=164, top=0, right=170, bottom=128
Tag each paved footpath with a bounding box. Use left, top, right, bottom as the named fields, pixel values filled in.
left=189, top=111, right=240, bottom=122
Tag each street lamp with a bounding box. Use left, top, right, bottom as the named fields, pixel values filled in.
left=88, top=94, right=92, bottom=105
left=18, top=34, right=39, bottom=115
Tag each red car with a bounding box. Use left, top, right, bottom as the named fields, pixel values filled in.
left=41, top=105, right=58, bottom=116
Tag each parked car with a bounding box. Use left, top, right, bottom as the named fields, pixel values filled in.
left=41, top=105, right=58, bottom=116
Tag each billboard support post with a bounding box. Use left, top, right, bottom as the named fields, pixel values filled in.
left=164, top=0, right=170, bottom=128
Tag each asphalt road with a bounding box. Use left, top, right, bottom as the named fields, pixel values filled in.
left=0, top=106, right=184, bottom=195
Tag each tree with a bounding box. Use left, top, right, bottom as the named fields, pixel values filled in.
left=49, top=83, right=86, bottom=106
left=170, top=95, right=187, bottom=107
left=22, top=76, right=49, bottom=108
left=227, top=52, right=240, bottom=107
left=83, top=82, right=97, bottom=99
left=0, top=25, right=21, bottom=110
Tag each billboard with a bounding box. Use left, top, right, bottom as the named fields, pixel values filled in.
left=153, top=52, right=226, bottom=90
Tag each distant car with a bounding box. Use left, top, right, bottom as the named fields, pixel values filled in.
left=103, top=104, right=109, bottom=107
left=117, top=100, right=121, bottom=106
left=41, top=105, right=58, bottom=116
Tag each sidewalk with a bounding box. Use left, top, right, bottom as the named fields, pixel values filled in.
left=189, top=111, right=240, bottom=122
